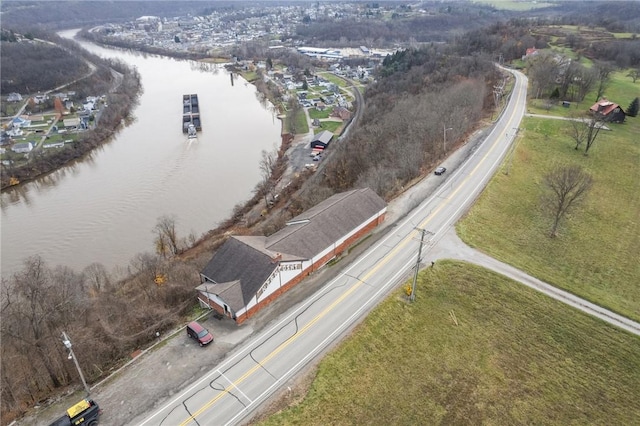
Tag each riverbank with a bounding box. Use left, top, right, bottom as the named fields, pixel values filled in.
left=0, top=65, right=140, bottom=191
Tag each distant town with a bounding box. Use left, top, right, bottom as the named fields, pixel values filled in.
left=87, top=2, right=410, bottom=58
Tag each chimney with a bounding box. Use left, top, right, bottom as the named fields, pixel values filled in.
left=272, top=252, right=282, bottom=262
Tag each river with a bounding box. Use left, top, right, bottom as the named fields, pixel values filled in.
left=0, top=29, right=281, bottom=277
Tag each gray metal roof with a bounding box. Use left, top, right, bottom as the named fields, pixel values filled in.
left=310, top=130, right=333, bottom=147
left=198, top=188, right=386, bottom=312
left=200, top=237, right=279, bottom=312
left=266, top=188, right=386, bottom=259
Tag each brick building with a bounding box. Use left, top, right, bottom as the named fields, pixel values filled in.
left=197, top=188, right=387, bottom=324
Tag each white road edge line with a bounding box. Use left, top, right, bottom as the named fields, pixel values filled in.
left=219, top=371, right=253, bottom=405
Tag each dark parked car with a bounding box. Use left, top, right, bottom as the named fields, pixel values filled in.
left=434, top=167, right=446, bottom=175
left=49, top=398, right=102, bottom=426
left=186, top=321, right=214, bottom=346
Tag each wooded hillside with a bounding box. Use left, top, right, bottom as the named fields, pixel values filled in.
left=0, top=35, right=89, bottom=94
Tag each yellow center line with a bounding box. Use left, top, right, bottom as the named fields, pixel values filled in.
left=180, top=73, right=525, bottom=426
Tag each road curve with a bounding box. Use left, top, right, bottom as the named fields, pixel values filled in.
left=134, top=67, right=638, bottom=426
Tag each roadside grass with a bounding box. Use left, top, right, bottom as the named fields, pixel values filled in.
left=261, top=261, right=640, bottom=425
left=457, top=113, right=640, bottom=321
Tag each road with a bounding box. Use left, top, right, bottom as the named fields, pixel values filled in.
left=135, top=67, right=639, bottom=426
left=134, top=68, right=527, bottom=426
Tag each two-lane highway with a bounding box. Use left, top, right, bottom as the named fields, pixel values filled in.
left=136, top=68, right=529, bottom=426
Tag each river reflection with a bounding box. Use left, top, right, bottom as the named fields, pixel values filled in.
left=0, top=30, right=281, bottom=277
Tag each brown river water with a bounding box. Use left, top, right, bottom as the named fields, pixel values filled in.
left=0, top=29, right=281, bottom=277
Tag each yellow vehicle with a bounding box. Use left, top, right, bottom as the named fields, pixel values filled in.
left=49, top=398, right=102, bottom=426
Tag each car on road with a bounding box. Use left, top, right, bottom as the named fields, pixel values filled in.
left=49, top=398, right=102, bottom=426
left=434, top=167, right=447, bottom=175
left=186, top=321, right=214, bottom=346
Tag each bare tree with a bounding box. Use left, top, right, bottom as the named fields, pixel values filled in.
left=542, top=164, right=593, bottom=237
left=128, top=252, right=163, bottom=299
left=567, top=115, right=605, bottom=154
left=594, top=61, right=615, bottom=102
left=583, top=116, right=605, bottom=155
left=153, top=215, right=181, bottom=256
left=574, top=66, right=596, bottom=102
left=626, top=68, right=640, bottom=83
left=3, top=257, right=66, bottom=388
left=258, top=146, right=278, bottom=206
left=83, top=262, right=112, bottom=296
left=529, top=53, right=560, bottom=99
left=567, top=115, right=589, bottom=150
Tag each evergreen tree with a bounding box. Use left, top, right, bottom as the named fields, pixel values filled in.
left=627, top=97, right=639, bottom=117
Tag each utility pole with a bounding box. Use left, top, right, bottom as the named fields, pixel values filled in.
left=62, top=331, right=91, bottom=396
left=443, top=125, right=453, bottom=154
left=410, top=228, right=433, bottom=301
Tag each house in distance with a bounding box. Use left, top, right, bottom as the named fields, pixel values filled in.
left=589, top=98, right=626, bottom=123
left=197, top=188, right=387, bottom=324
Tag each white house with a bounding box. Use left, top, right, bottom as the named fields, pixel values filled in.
left=12, top=142, right=34, bottom=153
left=7, top=93, right=22, bottom=102
left=63, top=117, right=81, bottom=129
left=197, top=188, right=387, bottom=324
left=11, top=117, right=31, bottom=128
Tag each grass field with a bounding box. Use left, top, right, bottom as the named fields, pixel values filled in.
left=317, top=120, right=342, bottom=134
left=260, top=261, right=640, bottom=425
left=308, top=107, right=332, bottom=120
left=458, top=75, right=640, bottom=321
left=317, top=71, right=349, bottom=88
left=290, top=107, right=309, bottom=134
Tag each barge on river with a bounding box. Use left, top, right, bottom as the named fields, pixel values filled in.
left=182, top=94, right=201, bottom=133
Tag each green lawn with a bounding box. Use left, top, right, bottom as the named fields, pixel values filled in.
left=317, top=71, right=349, bottom=88
left=44, top=133, right=76, bottom=144
left=240, top=71, right=258, bottom=83
left=261, top=261, right=640, bottom=425
left=287, top=108, right=308, bottom=135
left=308, top=107, right=332, bottom=120
left=317, top=120, right=342, bottom=134
left=457, top=108, right=640, bottom=321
